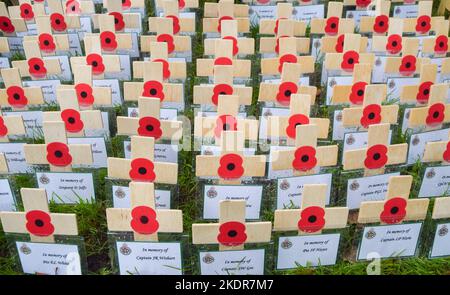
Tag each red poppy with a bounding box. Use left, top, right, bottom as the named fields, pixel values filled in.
left=142, top=81, right=165, bottom=101
left=276, top=81, right=298, bottom=106
left=46, top=142, right=73, bottom=167
left=349, top=81, right=367, bottom=105
left=223, top=36, right=239, bottom=56
left=129, top=158, right=156, bottom=182
left=275, top=35, right=288, bottom=54
left=61, top=109, right=84, bottom=133
left=38, top=33, right=56, bottom=53
left=122, top=0, right=131, bottom=9
left=130, top=206, right=159, bottom=234
left=442, top=142, right=450, bottom=162
left=6, top=86, right=28, bottom=108
left=380, top=197, right=407, bottom=224
left=364, top=144, right=388, bottom=169
left=28, top=57, right=47, bottom=79
left=66, top=0, right=81, bottom=15
left=217, top=153, right=244, bottom=179
left=0, top=16, right=15, bottom=34
left=292, top=146, right=317, bottom=171
left=153, top=58, right=171, bottom=80
left=75, top=83, right=94, bottom=107
left=217, top=221, right=247, bottom=246
left=373, top=15, right=389, bottom=34
left=50, top=13, right=67, bottom=32
left=214, top=57, right=233, bottom=66
left=434, top=35, right=448, bottom=54
left=360, top=104, right=382, bottom=128
left=178, top=0, right=186, bottom=9
left=20, top=3, right=34, bottom=21
left=356, top=0, right=371, bottom=8
left=425, top=103, right=446, bottom=127
left=100, top=31, right=118, bottom=51
left=415, top=15, right=431, bottom=34
left=257, top=0, right=270, bottom=3
left=399, top=55, right=416, bottom=76
left=218, top=16, right=234, bottom=33
left=86, top=53, right=105, bottom=75
left=212, top=84, right=233, bottom=106
left=416, top=81, right=433, bottom=104
left=214, top=115, right=238, bottom=138
left=341, top=50, right=359, bottom=72
left=25, top=210, right=55, bottom=236
left=109, top=12, right=125, bottom=31
left=274, top=17, right=287, bottom=35
left=386, top=34, right=402, bottom=54
left=166, top=15, right=180, bottom=35
left=324, top=17, right=339, bottom=36
left=156, top=34, right=175, bottom=54
left=278, top=54, right=297, bottom=74
left=285, top=114, right=310, bottom=139
left=137, top=116, right=163, bottom=139
left=0, top=117, right=8, bottom=137
left=297, top=206, right=325, bottom=233
left=335, top=34, right=344, bottom=53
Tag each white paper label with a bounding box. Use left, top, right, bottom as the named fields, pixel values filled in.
left=0, top=143, right=29, bottom=173
left=112, top=185, right=171, bottom=209
left=418, top=166, right=450, bottom=198
left=430, top=223, right=450, bottom=258
left=199, top=249, right=265, bottom=275
left=332, top=110, right=357, bottom=141
left=407, top=129, right=450, bottom=164
left=123, top=141, right=178, bottom=164
left=0, top=178, right=15, bottom=211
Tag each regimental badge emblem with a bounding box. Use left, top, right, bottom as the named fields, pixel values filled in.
left=336, top=111, right=343, bottom=122
left=395, top=7, right=401, bottom=15
left=39, top=174, right=50, bottom=185
left=375, top=58, right=382, bottom=67
left=347, top=12, right=354, bottom=19
left=346, top=134, right=355, bottom=145
left=115, top=187, right=126, bottom=199
left=20, top=244, right=31, bottom=255
left=350, top=180, right=360, bottom=191
left=412, top=135, right=420, bottom=146
left=120, top=243, right=132, bottom=256
left=204, top=149, right=213, bottom=156
left=207, top=187, right=218, bottom=199
left=263, top=110, right=272, bottom=117
left=405, top=110, right=410, bottom=119
left=281, top=238, right=293, bottom=249
left=439, top=225, right=448, bottom=237
left=365, top=229, right=376, bottom=240
left=313, top=40, right=321, bottom=49
left=279, top=179, right=290, bottom=191
left=388, top=80, right=396, bottom=89
left=329, top=79, right=337, bottom=88
left=426, top=169, right=436, bottom=179
left=130, top=109, right=138, bottom=118
left=126, top=143, right=132, bottom=152
left=202, top=253, right=215, bottom=264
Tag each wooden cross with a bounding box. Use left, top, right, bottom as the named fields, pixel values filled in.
left=155, top=0, right=198, bottom=11
left=149, top=0, right=195, bottom=34
left=104, top=0, right=146, bottom=12
left=124, top=61, right=183, bottom=104
left=383, top=49, right=429, bottom=77
left=24, top=121, right=93, bottom=172
left=193, top=64, right=252, bottom=107
left=343, top=123, right=408, bottom=176
left=258, top=63, right=317, bottom=107
left=421, top=19, right=449, bottom=58
left=106, top=182, right=182, bottom=241
left=330, top=63, right=373, bottom=105
left=358, top=175, right=429, bottom=224
left=408, top=84, right=450, bottom=130
left=371, top=18, right=420, bottom=55
left=46, top=0, right=84, bottom=32
left=192, top=200, right=272, bottom=251
left=259, top=3, right=307, bottom=37
left=0, top=110, right=26, bottom=142
left=197, top=38, right=251, bottom=79
left=274, top=184, right=348, bottom=234
left=94, top=0, right=141, bottom=32
left=423, top=130, right=450, bottom=165
left=7, top=0, right=45, bottom=23
left=310, top=1, right=354, bottom=36
left=0, top=68, right=44, bottom=110
left=196, top=131, right=266, bottom=184
left=90, top=14, right=133, bottom=53
left=117, top=96, right=182, bottom=141
left=266, top=94, right=329, bottom=144
left=0, top=188, right=78, bottom=243
left=194, top=94, right=258, bottom=142
left=203, top=1, right=250, bottom=34
left=271, top=124, right=338, bottom=176
left=107, top=135, right=178, bottom=185
left=359, top=0, right=391, bottom=35
left=43, top=88, right=103, bottom=137
left=63, top=0, right=95, bottom=15
left=0, top=2, right=27, bottom=36
left=204, top=19, right=254, bottom=56
left=400, top=63, right=438, bottom=105
left=11, top=41, right=62, bottom=80
left=402, top=1, right=437, bottom=36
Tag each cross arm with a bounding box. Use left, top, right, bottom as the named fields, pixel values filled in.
left=358, top=199, right=429, bottom=224
left=0, top=212, right=78, bottom=235
left=12, top=58, right=61, bottom=78
left=24, top=144, right=93, bottom=165
left=116, top=116, right=183, bottom=141
left=1, top=115, right=26, bottom=136
left=343, top=143, right=408, bottom=170
left=107, top=158, right=178, bottom=184
left=124, top=82, right=183, bottom=103
left=258, top=83, right=317, bottom=104
left=342, top=105, right=399, bottom=127
left=273, top=207, right=349, bottom=231
left=195, top=155, right=267, bottom=178
left=423, top=141, right=448, bottom=162
left=266, top=116, right=329, bottom=139
left=271, top=145, right=338, bottom=170
left=196, top=59, right=251, bottom=78
left=432, top=197, right=450, bottom=219
left=193, top=85, right=252, bottom=105
left=194, top=116, right=259, bottom=141
left=192, top=222, right=272, bottom=245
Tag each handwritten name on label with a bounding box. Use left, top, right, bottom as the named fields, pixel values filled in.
left=199, top=249, right=265, bottom=275
left=0, top=143, right=29, bottom=173
left=419, top=166, right=450, bottom=198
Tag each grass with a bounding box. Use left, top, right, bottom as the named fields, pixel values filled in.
left=1, top=0, right=450, bottom=275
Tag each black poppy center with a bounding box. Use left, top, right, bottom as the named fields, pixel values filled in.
left=433, top=111, right=440, bottom=119
left=114, top=18, right=119, bottom=24
left=405, top=62, right=411, bottom=69
left=122, top=0, right=126, bottom=3
left=105, top=38, right=111, bottom=44
left=140, top=215, right=149, bottom=224
left=24, top=9, right=29, bottom=14
left=439, top=42, right=445, bottom=48
left=357, top=89, right=364, bottom=96
left=35, top=219, right=44, bottom=227
left=146, top=124, right=154, bottom=132
left=301, top=155, right=309, bottom=162
left=227, top=163, right=235, bottom=171
left=308, top=215, right=317, bottom=223
left=368, top=112, right=375, bottom=120
left=54, top=150, right=63, bottom=158
left=390, top=206, right=399, bottom=214
left=227, top=230, right=237, bottom=237
left=392, top=41, right=398, bottom=47
left=373, top=153, right=381, bottom=161
left=44, top=40, right=50, bottom=46
left=80, top=91, right=87, bottom=98
left=138, top=167, right=147, bottom=175
left=284, top=90, right=292, bottom=97
left=421, top=21, right=427, bottom=27
left=150, top=88, right=157, bottom=96
left=295, top=123, right=302, bottom=128
left=67, top=117, right=76, bottom=124
left=55, top=19, right=61, bottom=25
left=13, top=93, right=20, bottom=100
left=348, top=58, right=354, bottom=65
left=3, top=22, right=8, bottom=27
left=423, top=89, right=430, bottom=95
left=71, top=6, right=76, bottom=11
left=219, top=91, right=226, bottom=95
left=330, top=23, right=336, bottom=29
left=378, top=21, right=384, bottom=27
left=223, top=123, right=230, bottom=130
left=34, top=64, right=40, bottom=71
left=92, top=61, right=98, bottom=67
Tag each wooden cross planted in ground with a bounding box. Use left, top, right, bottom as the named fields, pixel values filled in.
left=203, top=0, right=249, bottom=34
left=315, top=31, right=368, bottom=55
left=43, top=88, right=103, bottom=137
left=274, top=184, right=348, bottom=234
left=194, top=94, right=258, bottom=142
left=400, top=64, right=438, bottom=105
left=204, top=19, right=254, bottom=56
left=63, top=0, right=95, bottom=15
left=343, top=123, right=408, bottom=177
left=271, top=124, right=338, bottom=176
left=402, top=1, right=437, bottom=36
left=149, top=0, right=195, bottom=35
left=421, top=19, right=449, bottom=58
left=310, top=1, right=354, bottom=36
left=7, top=0, right=45, bottom=24
left=0, top=188, right=78, bottom=243
left=0, top=110, right=26, bottom=142
left=0, top=2, right=27, bottom=36
left=259, top=3, right=307, bottom=37
left=89, top=14, right=133, bottom=53
left=359, top=0, right=391, bottom=35
left=106, top=182, right=182, bottom=241
left=371, top=18, right=419, bottom=55
left=46, top=0, right=85, bottom=32
left=94, top=0, right=141, bottom=32
left=104, top=0, right=145, bottom=13
left=192, top=200, right=271, bottom=251
left=330, top=63, right=373, bottom=105
left=24, top=121, right=93, bottom=172
left=0, top=68, right=44, bottom=110
left=117, top=96, right=182, bottom=141
left=107, top=135, right=178, bottom=185
left=358, top=175, right=429, bottom=225
left=155, top=0, right=198, bottom=11
left=196, top=131, right=266, bottom=185
left=423, top=129, right=450, bottom=166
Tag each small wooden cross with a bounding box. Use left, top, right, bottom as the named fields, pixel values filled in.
left=104, top=0, right=146, bottom=13
left=204, top=19, right=254, bottom=56
left=24, top=121, right=93, bottom=172
left=266, top=93, right=329, bottom=143
left=260, top=22, right=310, bottom=56
left=259, top=3, right=307, bottom=37
left=310, top=1, right=354, bottom=36
left=319, top=33, right=369, bottom=55
left=196, top=131, right=266, bottom=184
left=94, top=0, right=141, bottom=32
left=0, top=67, right=44, bottom=110
left=203, top=0, right=249, bottom=34
left=359, top=0, right=391, bottom=35
left=42, top=88, right=103, bottom=137
left=274, top=184, right=348, bottom=234
left=0, top=2, right=27, bottom=36
left=90, top=13, right=133, bottom=53
left=192, top=200, right=272, bottom=251
left=117, top=96, right=182, bottom=141
left=371, top=18, right=419, bottom=55
left=423, top=130, right=450, bottom=165
left=421, top=18, right=449, bottom=58
left=155, top=0, right=198, bottom=11
left=0, top=188, right=78, bottom=243
left=63, top=0, right=95, bottom=15
left=0, top=110, right=26, bottom=142
left=107, top=135, right=178, bottom=185
left=271, top=124, right=338, bottom=176
left=383, top=40, right=430, bottom=77
left=7, top=0, right=45, bottom=23
left=343, top=123, right=408, bottom=176
left=46, top=0, right=83, bottom=32
left=149, top=0, right=195, bottom=35
left=358, top=175, right=429, bottom=224
left=194, top=94, right=258, bottom=142
left=402, top=1, right=437, bottom=36
left=400, top=63, right=438, bottom=105
left=106, top=182, right=183, bottom=241
left=330, top=63, right=373, bottom=105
